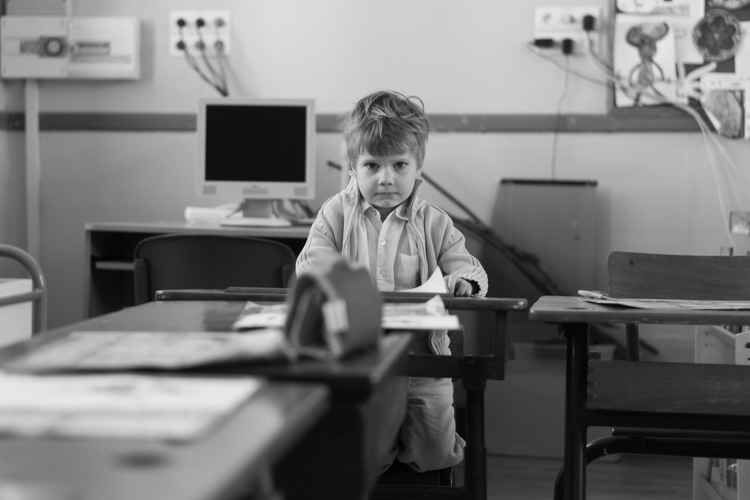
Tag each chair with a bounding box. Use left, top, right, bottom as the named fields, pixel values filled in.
left=554, top=251, right=750, bottom=499
left=154, top=287, right=527, bottom=500
left=0, top=244, right=47, bottom=334
left=133, top=234, right=297, bottom=305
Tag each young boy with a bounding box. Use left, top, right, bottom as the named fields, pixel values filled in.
left=296, top=89, right=488, bottom=473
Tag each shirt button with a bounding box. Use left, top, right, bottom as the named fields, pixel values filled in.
left=380, top=271, right=386, bottom=277
left=381, top=240, right=386, bottom=246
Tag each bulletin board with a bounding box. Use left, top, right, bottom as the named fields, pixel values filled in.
left=610, top=0, right=750, bottom=138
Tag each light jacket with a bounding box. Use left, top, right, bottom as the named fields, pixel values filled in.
left=297, top=177, right=489, bottom=297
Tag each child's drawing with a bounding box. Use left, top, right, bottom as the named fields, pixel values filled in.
left=614, top=18, right=677, bottom=107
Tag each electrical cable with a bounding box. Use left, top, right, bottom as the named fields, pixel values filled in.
left=577, top=34, right=740, bottom=246
left=550, top=54, right=570, bottom=179
left=195, top=23, right=228, bottom=96
left=178, top=27, right=228, bottom=97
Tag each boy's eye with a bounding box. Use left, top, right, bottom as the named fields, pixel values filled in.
left=364, top=163, right=379, bottom=171
left=394, top=162, right=407, bottom=170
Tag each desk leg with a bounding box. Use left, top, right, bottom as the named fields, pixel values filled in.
left=464, top=386, right=487, bottom=500
left=563, top=322, right=589, bottom=500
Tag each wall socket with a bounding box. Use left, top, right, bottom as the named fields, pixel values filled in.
left=730, top=211, right=750, bottom=236
left=534, top=6, right=601, bottom=52
left=169, top=10, right=231, bottom=58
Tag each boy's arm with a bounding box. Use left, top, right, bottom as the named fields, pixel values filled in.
left=295, top=213, right=342, bottom=276
left=436, top=224, right=488, bottom=297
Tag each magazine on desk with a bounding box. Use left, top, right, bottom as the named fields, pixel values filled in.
left=578, top=290, right=750, bottom=310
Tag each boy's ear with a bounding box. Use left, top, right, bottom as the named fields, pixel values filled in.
left=348, top=168, right=356, bottom=179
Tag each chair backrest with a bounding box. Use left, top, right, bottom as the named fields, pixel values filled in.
left=133, top=234, right=297, bottom=305
left=608, top=251, right=750, bottom=301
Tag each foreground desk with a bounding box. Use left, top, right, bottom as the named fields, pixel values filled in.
left=0, top=301, right=409, bottom=500
left=0, top=376, right=327, bottom=500
left=84, top=221, right=311, bottom=318
left=157, top=288, right=529, bottom=500
left=528, top=295, right=750, bottom=500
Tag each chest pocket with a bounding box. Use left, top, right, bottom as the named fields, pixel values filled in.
left=394, top=252, right=420, bottom=290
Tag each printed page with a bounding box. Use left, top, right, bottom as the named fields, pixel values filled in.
left=0, top=373, right=262, bottom=441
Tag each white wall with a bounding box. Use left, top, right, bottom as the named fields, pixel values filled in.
left=1, top=0, right=749, bottom=330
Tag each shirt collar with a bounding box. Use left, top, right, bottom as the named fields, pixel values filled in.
left=359, top=195, right=411, bottom=221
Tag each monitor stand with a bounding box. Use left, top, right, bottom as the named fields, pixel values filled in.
left=239, top=199, right=274, bottom=218
left=219, top=199, right=293, bottom=227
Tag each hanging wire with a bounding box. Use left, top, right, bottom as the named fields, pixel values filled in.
left=550, top=54, right=570, bottom=179
left=196, top=22, right=229, bottom=96
left=533, top=32, right=749, bottom=248
left=178, top=26, right=228, bottom=97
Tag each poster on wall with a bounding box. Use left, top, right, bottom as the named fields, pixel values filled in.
left=613, top=0, right=750, bottom=138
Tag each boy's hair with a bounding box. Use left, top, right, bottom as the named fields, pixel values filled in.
left=340, top=90, right=431, bottom=168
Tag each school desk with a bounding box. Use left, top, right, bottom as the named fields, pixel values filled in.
left=0, top=300, right=410, bottom=500
left=0, top=378, right=328, bottom=500
left=156, top=287, right=529, bottom=500
left=528, top=295, right=750, bottom=500
left=84, top=221, right=311, bottom=318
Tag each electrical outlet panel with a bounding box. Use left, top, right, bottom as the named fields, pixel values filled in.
left=534, top=6, right=601, bottom=52
left=169, top=10, right=231, bottom=58
left=730, top=211, right=750, bottom=236
left=0, top=15, right=140, bottom=79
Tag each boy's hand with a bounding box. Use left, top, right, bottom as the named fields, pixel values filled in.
left=444, top=276, right=473, bottom=297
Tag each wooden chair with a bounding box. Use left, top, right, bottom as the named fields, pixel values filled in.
left=154, top=286, right=527, bottom=500
left=554, top=251, right=750, bottom=499
left=0, top=244, right=47, bottom=334
left=133, top=234, right=296, bottom=305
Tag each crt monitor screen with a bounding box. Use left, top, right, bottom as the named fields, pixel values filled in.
left=196, top=97, right=316, bottom=201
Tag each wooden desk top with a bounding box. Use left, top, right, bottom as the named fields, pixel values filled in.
left=85, top=220, right=311, bottom=239
left=529, top=295, right=750, bottom=326
left=10, top=301, right=410, bottom=399
left=0, top=381, right=328, bottom=500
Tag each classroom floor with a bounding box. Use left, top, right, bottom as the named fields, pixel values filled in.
left=486, top=454, right=693, bottom=500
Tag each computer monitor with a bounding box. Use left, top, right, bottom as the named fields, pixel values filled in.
left=196, top=97, right=316, bottom=218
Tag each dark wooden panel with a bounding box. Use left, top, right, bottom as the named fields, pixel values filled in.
left=588, top=360, right=750, bottom=416
left=608, top=252, right=750, bottom=300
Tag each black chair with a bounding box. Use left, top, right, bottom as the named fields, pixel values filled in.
left=133, top=234, right=297, bottom=305
left=554, top=251, right=750, bottom=500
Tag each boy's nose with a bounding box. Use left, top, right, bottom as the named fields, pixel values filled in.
left=378, top=168, right=394, bottom=184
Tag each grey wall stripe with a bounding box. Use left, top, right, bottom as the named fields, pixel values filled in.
left=0, top=110, right=701, bottom=133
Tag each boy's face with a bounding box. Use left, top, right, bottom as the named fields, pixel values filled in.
left=350, top=150, right=421, bottom=218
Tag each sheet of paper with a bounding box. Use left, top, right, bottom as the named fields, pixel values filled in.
left=381, top=295, right=460, bottom=330
left=7, top=330, right=293, bottom=372
left=578, top=290, right=750, bottom=310
left=234, top=302, right=288, bottom=330
left=400, top=267, right=447, bottom=293
left=0, top=373, right=262, bottom=441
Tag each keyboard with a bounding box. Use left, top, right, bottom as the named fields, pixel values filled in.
left=220, top=217, right=292, bottom=228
